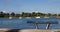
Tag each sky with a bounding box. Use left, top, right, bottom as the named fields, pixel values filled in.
left=0, top=0, right=60, bottom=14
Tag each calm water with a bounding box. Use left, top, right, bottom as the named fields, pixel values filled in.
left=0, top=18, right=60, bottom=29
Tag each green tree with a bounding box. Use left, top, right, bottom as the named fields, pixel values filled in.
left=58, top=14, right=60, bottom=16
left=52, top=14, right=57, bottom=16
left=5, top=13, right=10, bottom=17
left=0, top=11, right=5, bottom=17
left=11, top=12, right=15, bottom=17
left=31, top=12, right=36, bottom=17
left=47, top=13, right=52, bottom=17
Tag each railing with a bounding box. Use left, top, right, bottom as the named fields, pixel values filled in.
left=27, top=21, right=58, bottom=29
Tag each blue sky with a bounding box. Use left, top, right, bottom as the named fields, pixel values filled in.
left=0, top=0, right=60, bottom=14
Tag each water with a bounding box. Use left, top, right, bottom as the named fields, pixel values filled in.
left=0, top=18, right=60, bottom=29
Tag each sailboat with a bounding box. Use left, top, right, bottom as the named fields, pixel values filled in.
left=9, top=15, right=12, bottom=19
left=26, top=17, right=31, bottom=19
left=44, top=15, right=49, bottom=18
left=19, top=17, right=22, bottom=19
left=35, top=16, right=40, bottom=18
left=35, top=13, right=40, bottom=18
left=9, top=17, right=12, bottom=19
left=44, top=17, right=49, bottom=18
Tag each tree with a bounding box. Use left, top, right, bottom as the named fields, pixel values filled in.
left=5, top=13, right=10, bottom=17
left=0, top=11, right=5, bottom=17
left=58, top=14, right=60, bottom=16
left=32, top=12, right=36, bottom=17
left=21, top=12, right=25, bottom=17
left=47, top=13, right=52, bottom=17
left=52, top=14, right=57, bottom=16
left=11, top=12, right=15, bottom=16
left=15, top=14, right=21, bottom=17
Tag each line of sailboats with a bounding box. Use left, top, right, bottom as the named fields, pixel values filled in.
left=9, top=16, right=50, bottom=19
left=8, top=12, right=52, bottom=19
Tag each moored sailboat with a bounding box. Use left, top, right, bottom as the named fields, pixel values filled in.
left=35, top=16, right=40, bottom=18
left=19, top=17, right=22, bottom=19
left=9, top=17, right=12, bottom=19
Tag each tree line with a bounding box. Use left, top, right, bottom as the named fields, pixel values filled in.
left=0, top=11, right=60, bottom=18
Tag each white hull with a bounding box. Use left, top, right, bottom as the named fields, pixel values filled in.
left=44, top=17, right=49, bottom=18
left=26, top=17, right=31, bottom=18
left=19, top=17, right=22, bottom=19
left=9, top=17, right=12, bottom=19
left=35, top=17, right=40, bottom=18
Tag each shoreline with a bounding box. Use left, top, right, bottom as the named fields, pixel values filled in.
left=0, top=28, right=60, bottom=32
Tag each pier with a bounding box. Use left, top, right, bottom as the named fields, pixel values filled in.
left=0, top=21, right=59, bottom=32
left=27, top=21, right=58, bottom=29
